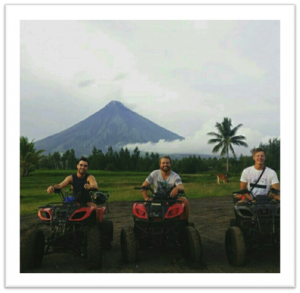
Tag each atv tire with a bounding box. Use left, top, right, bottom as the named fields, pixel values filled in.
left=225, top=226, right=246, bottom=266
left=21, top=228, right=45, bottom=270
left=120, top=226, right=138, bottom=263
left=230, top=218, right=236, bottom=227
left=182, top=226, right=203, bottom=264
left=101, top=220, right=113, bottom=250
left=87, top=228, right=102, bottom=270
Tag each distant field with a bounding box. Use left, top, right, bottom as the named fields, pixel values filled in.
left=20, top=170, right=240, bottom=215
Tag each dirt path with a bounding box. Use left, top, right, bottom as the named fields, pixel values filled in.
left=20, top=196, right=280, bottom=273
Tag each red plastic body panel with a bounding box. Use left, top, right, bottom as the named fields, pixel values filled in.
left=38, top=204, right=106, bottom=222
left=97, top=207, right=106, bottom=222
left=38, top=208, right=53, bottom=221
left=132, top=202, right=185, bottom=220
left=165, top=203, right=184, bottom=219
left=133, top=203, right=148, bottom=219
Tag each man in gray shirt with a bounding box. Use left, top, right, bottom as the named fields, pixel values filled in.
left=141, top=156, right=190, bottom=220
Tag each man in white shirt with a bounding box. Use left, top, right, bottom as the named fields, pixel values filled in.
left=240, top=148, right=279, bottom=199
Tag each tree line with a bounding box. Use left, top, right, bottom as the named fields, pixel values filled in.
left=20, top=136, right=280, bottom=177
left=20, top=116, right=279, bottom=177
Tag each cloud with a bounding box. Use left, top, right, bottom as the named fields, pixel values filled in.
left=124, top=122, right=268, bottom=157
left=20, top=20, right=280, bottom=145
left=113, top=73, right=127, bottom=81
left=77, top=79, right=95, bottom=88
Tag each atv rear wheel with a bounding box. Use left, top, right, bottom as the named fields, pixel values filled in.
left=120, top=226, right=138, bottom=263
left=182, top=226, right=203, bottom=264
left=225, top=226, right=246, bottom=266
left=21, top=228, right=45, bottom=270
left=87, top=228, right=102, bottom=269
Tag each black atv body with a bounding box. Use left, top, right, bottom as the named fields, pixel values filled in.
left=225, top=188, right=280, bottom=266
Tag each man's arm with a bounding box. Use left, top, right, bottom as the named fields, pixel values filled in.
left=269, top=183, right=280, bottom=200
left=142, top=180, right=150, bottom=201
left=47, top=176, right=72, bottom=194
left=271, top=183, right=279, bottom=190
left=170, top=184, right=184, bottom=198
left=239, top=181, right=253, bottom=200
left=240, top=181, right=248, bottom=190
left=271, top=171, right=280, bottom=190
left=240, top=168, right=250, bottom=191
left=84, top=175, right=99, bottom=191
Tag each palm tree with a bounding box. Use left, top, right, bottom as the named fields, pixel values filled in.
left=207, top=118, right=248, bottom=173
left=20, top=136, right=45, bottom=177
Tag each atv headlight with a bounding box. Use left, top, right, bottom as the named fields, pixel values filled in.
left=133, top=203, right=148, bottom=219
left=165, top=203, right=184, bottom=218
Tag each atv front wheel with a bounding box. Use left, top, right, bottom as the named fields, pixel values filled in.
left=120, top=226, right=138, bottom=263
left=182, top=226, right=203, bottom=264
left=100, top=220, right=113, bottom=250
left=225, top=226, right=246, bottom=266
left=21, top=228, right=45, bottom=270
left=230, top=218, right=236, bottom=227
left=87, top=228, right=102, bottom=269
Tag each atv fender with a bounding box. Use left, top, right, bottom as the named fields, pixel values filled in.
left=97, top=207, right=106, bottom=222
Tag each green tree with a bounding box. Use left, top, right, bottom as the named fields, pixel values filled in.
left=105, top=146, right=117, bottom=171
left=118, top=147, right=131, bottom=171
left=131, top=147, right=140, bottom=172
left=207, top=117, right=248, bottom=173
left=150, top=152, right=160, bottom=170
left=51, top=152, right=61, bottom=170
left=20, top=136, right=44, bottom=177
left=89, top=147, right=105, bottom=170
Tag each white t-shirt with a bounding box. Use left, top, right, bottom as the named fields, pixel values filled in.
left=240, top=166, right=279, bottom=196
left=146, top=170, right=182, bottom=194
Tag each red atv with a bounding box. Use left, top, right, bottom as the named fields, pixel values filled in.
left=21, top=188, right=113, bottom=270
left=120, top=186, right=203, bottom=264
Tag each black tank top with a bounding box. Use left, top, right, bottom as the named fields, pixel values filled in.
left=71, top=173, right=90, bottom=203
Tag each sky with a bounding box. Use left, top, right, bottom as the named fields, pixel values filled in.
left=20, top=20, right=280, bottom=157
left=4, top=4, right=296, bottom=288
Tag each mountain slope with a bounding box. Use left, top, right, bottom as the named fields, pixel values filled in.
left=35, top=101, right=184, bottom=156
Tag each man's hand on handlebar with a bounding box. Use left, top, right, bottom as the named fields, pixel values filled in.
left=169, top=187, right=179, bottom=198
left=47, top=186, right=54, bottom=194
left=84, top=183, right=91, bottom=190
left=143, top=196, right=153, bottom=204
left=84, top=183, right=98, bottom=191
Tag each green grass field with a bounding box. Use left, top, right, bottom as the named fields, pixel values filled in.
left=20, top=170, right=241, bottom=215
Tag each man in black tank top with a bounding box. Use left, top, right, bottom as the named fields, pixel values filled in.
left=47, top=157, right=98, bottom=203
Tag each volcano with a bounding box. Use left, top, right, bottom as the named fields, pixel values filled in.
left=34, top=100, right=184, bottom=156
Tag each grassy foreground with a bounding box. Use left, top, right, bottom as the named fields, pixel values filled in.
left=20, top=170, right=240, bottom=216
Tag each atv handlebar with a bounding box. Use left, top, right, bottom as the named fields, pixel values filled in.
left=232, top=188, right=280, bottom=205
left=48, top=188, right=110, bottom=205
left=134, top=186, right=187, bottom=201
left=53, top=188, right=63, bottom=194
left=233, top=189, right=250, bottom=195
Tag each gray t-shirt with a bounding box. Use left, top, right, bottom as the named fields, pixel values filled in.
left=146, top=170, right=183, bottom=195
